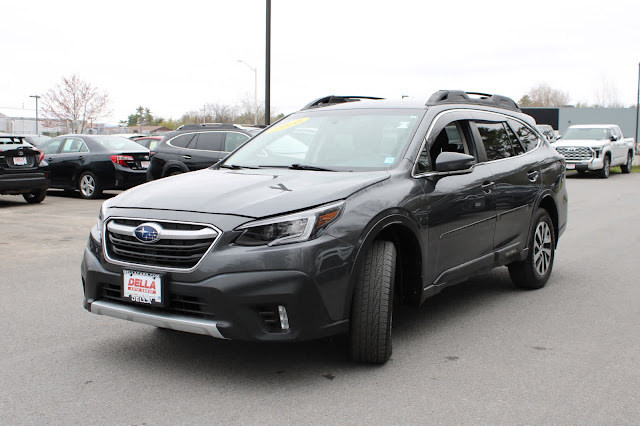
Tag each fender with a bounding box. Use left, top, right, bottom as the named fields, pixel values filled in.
left=342, top=209, right=424, bottom=316
left=161, top=160, right=190, bottom=177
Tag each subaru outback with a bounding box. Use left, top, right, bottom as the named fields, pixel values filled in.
left=82, top=90, right=568, bottom=364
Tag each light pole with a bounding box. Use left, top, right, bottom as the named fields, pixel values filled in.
left=265, top=0, right=271, bottom=125
left=30, top=95, right=40, bottom=135
left=237, top=60, right=258, bottom=125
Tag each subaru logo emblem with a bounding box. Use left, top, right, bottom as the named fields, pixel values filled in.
left=134, top=223, right=161, bottom=243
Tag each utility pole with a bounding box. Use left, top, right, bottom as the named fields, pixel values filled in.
left=237, top=60, right=258, bottom=125
left=635, top=62, right=639, bottom=153
left=30, top=95, right=40, bottom=135
left=265, top=0, right=271, bottom=125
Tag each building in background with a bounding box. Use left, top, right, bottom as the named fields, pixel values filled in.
left=523, top=107, right=639, bottom=141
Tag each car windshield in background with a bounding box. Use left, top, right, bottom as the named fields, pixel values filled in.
left=93, top=136, right=148, bottom=151
left=0, top=137, right=25, bottom=145
left=222, top=109, right=424, bottom=171
left=563, top=128, right=610, bottom=140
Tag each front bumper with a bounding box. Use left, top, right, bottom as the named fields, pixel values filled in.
left=565, top=157, right=603, bottom=171
left=81, top=234, right=352, bottom=341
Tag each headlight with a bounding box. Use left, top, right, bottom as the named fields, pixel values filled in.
left=235, top=201, right=345, bottom=246
left=90, top=203, right=107, bottom=243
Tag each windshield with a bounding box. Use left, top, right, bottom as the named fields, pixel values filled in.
left=222, top=109, right=423, bottom=171
left=93, top=136, right=149, bottom=151
left=563, top=127, right=611, bottom=140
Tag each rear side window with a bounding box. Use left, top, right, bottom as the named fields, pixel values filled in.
left=169, top=134, right=196, bottom=148
left=476, top=121, right=513, bottom=161
left=507, top=120, right=539, bottom=152
left=42, top=139, right=63, bottom=155
left=194, top=132, right=223, bottom=151
left=224, top=132, right=250, bottom=152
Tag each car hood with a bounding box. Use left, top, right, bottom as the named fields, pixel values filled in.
left=554, top=139, right=609, bottom=148
left=109, top=168, right=390, bottom=218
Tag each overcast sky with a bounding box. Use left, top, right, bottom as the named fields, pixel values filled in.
left=3, top=0, right=640, bottom=124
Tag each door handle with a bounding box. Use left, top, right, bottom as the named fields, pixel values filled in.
left=182, top=155, right=192, bottom=160
left=527, top=170, right=539, bottom=182
left=481, top=181, right=495, bottom=193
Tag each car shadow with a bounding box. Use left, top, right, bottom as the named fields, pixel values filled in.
left=566, top=169, right=623, bottom=179
left=93, top=268, right=519, bottom=383
left=46, top=189, right=119, bottom=200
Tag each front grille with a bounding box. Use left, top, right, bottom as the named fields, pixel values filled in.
left=100, top=282, right=215, bottom=320
left=105, top=218, right=220, bottom=270
left=555, top=146, right=593, bottom=161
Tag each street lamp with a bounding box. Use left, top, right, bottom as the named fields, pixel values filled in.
left=30, top=95, right=41, bottom=135
left=237, top=59, right=258, bottom=125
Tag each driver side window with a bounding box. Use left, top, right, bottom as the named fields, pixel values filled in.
left=415, top=120, right=475, bottom=174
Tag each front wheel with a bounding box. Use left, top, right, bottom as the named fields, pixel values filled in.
left=620, top=152, right=633, bottom=174
left=599, top=155, right=611, bottom=178
left=23, top=188, right=47, bottom=204
left=508, top=209, right=555, bottom=290
left=78, top=172, right=102, bottom=199
left=349, top=240, right=396, bottom=364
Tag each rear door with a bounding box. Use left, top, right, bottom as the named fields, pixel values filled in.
left=190, top=131, right=225, bottom=169
left=471, top=112, right=541, bottom=262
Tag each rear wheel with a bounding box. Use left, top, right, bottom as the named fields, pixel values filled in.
left=599, top=155, right=611, bottom=178
left=508, top=209, right=555, bottom=290
left=23, top=188, right=47, bottom=204
left=620, top=152, right=633, bottom=174
left=78, top=171, right=102, bottom=199
left=349, top=240, right=396, bottom=364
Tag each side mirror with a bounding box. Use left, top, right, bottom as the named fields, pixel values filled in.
left=435, top=152, right=476, bottom=173
left=610, top=135, right=617, bottom=141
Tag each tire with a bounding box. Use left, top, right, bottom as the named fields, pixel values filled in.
left=508, top=209, right=555, bottom=290
left=620, top=152, right=633, bottom=174
left=78, top=171, right=102, bottom=199
left=576, top=170, right=586, bottom=176
left=599, top=155, right=610, bottom=178
left=349, top=240, right=396, bottom=364
left=23, top=188, right=47, bottom=204
left=165, top=169, right=183, bottom=177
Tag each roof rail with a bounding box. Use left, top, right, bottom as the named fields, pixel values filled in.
left=176, top=123, right=242, bottom=131
left=301, top=95, right=384, bottom=110
left=426, top=90, right=521, bottom=112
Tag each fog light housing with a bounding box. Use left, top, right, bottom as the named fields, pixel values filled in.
left=278, top=305, right=290, bottom=331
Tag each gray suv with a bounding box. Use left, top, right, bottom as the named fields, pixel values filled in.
left=82, top=91, right=568, bottom=363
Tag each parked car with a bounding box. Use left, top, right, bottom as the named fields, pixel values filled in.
left=132, top=136, right=163, bottom=151
left=536, top=124, right=557, bottom=143
left=39, top=135, right=150, bottom=199
left=82, top=91, right=568, bottom=364
left=0, top=135, right=49, bottom=203
left=554, top=124, right=635, bottom=177
left=146, top=123, right=262, bottom=180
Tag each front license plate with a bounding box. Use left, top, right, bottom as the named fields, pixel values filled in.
left=13, top=157, right=27, bottom=166
left=123, top=270, right=163, bottom=306
left=566, top=164, right=575, bottom=170
left=141, top=161, right=150, bottom=169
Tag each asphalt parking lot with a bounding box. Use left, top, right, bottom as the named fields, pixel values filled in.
left=2, top=171, right=640, bottom=424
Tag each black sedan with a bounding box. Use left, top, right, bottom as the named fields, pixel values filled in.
left=0, top=135, right=49, bottom=203
left=39, top=135, right=150, bottom=199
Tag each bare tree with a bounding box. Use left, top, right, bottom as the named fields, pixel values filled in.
left=594, top=78, right=624, bottom=108
left=42, top=75, right=111, bottom=133
left=520, top=83, right=570, bottom=107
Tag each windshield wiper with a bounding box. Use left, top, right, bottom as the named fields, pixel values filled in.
left=219, top=164, right=258, bottom=170
left=256, top=164, right=337, bottom=171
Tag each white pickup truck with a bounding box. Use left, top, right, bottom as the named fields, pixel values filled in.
left=554, top=124, right=635, bottom=178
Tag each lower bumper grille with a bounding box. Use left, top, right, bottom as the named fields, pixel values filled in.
left=100, top=282, right=215, bottom=320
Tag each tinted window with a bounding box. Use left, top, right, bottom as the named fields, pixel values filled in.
left=476, top=121, right=513, bottom=161
left=61, top=138, right=87, bottom=153
left=93, top=136, right=147, bottom=151
left=415, top=120, right=475, bottom=174
left=169, top=134, right=196, bottom=148
left=504, top=124, right=525, bottom=155
left=194, top=132, right=223, bottom=151
left=42, top=138, right=63, bottom=155
left=507, top=120, right=539, bottom=152
left=224, top=132, right=250, bottom=152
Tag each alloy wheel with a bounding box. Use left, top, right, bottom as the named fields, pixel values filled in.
left=533, top=221, right=552, bottom=276
left=81, top=175, right=95, bottom=197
